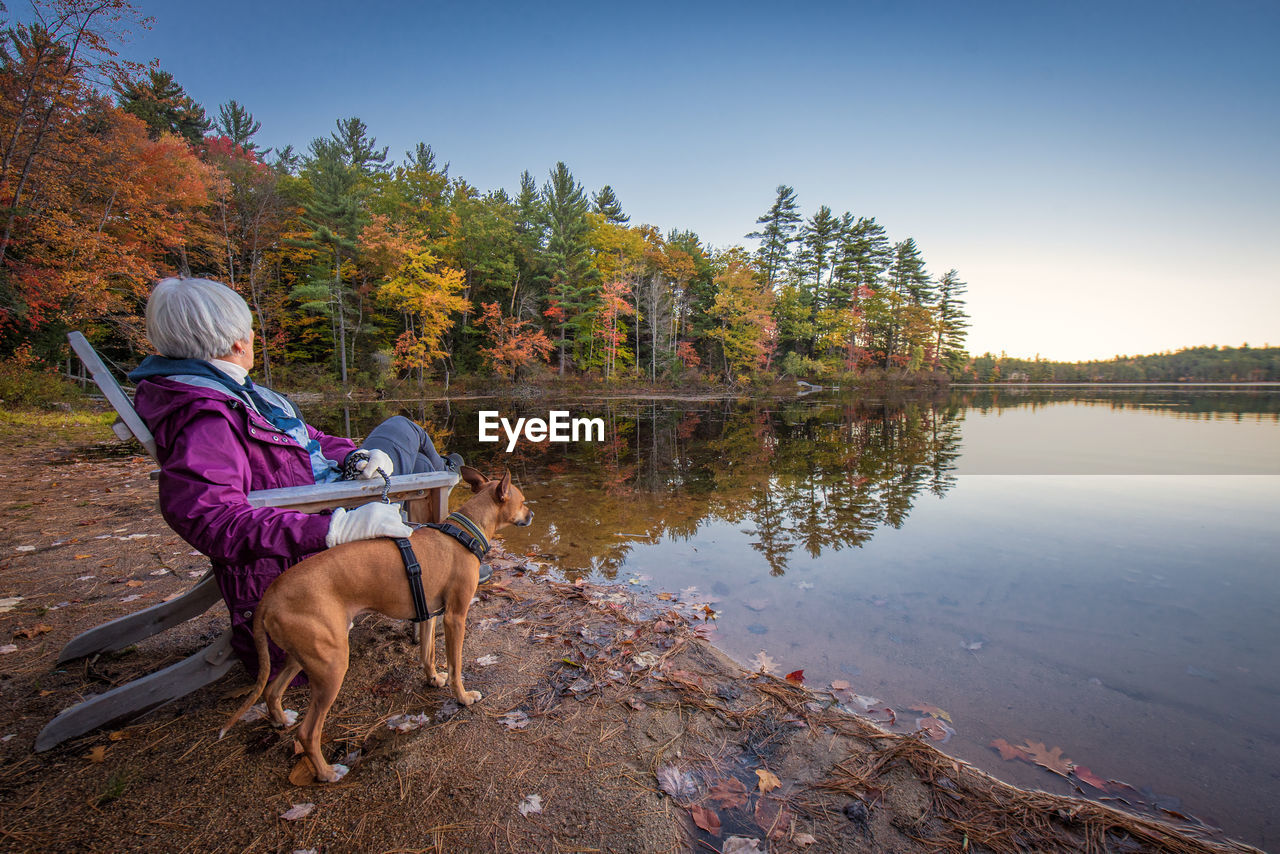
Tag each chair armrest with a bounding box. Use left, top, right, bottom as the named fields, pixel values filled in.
left=247, top=470, right=459, bottom=514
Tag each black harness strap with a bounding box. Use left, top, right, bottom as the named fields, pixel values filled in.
left=394, top=537, right=444, bottom=622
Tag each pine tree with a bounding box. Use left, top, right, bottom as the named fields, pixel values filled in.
left=794, top=204, right=841, bottom=307
left=215, top=100, right=261, bottom=151
left=511, top=169, right=547, bottom=317
left=541, top=162, right=597, bottom=375
left=591, top=184, right=629, bottom=224
left=745, top=185, right=801, bottom=289
left=934, top=269, right=970, bottom=371
left=291, top=118, right=385, bottom=384
left=114, top=69, right=209, bottom=143
left=888, top=238, right=932, bottom=304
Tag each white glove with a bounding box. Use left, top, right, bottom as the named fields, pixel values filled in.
left=326, top=502, right=412, bottom=548
left=355, top=449, right=394, bottom=479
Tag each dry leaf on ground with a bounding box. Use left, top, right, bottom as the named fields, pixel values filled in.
left=723, top=838, right=763, bottom=854
left=280, top=803, right=314, bottom=821
left=707, top=777, right=748, bottom=809
left=753, top=795, right=794, bottom=840
left=750, top=650, right=777, bottom=674
left=829, top=679, right=851, bottom=691
left=657, top=764, right=698, bottom=801
left=755, top=768, right=781, bottom=793
left=784, top=669, right=804, bottom=684
left=86, top=745, right=105, bottom=763
left=13, top=624, right=52, bottom=639
left=691, top=804, right=721, bottom=836
left=518, top=794, right=543, bottom=817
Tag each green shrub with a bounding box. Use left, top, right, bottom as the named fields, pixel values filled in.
left=0, top=355, right=81, bottom=406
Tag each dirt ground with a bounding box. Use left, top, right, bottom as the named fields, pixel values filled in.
left=0, top=412, right=1264, bottom=853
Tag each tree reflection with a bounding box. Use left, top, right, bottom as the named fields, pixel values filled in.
left=322, top=393, right=961, bottom=578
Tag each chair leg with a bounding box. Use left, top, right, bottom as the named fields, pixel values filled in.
left=405, top=485, right=448, bottom=525
left=36, top=630, right=235, bottom=752
left=57, top=569, right=221, bottom=664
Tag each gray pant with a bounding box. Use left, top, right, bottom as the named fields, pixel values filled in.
left=360, top=415, right=447, bottom=475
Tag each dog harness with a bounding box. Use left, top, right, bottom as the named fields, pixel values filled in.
left=394, top=512, right=490, bottom=623
left=393, top=537, right=442, bottom=622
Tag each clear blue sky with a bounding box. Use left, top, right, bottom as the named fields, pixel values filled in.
left=123, top=0, right=1278, bottom=361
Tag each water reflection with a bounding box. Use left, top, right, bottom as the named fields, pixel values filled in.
left=316, top=395, right=964, bottom=577
left=308, top=388, right=1280, bottom=847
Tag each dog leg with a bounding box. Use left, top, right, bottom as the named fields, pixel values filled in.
left=443, top=613, right=481, bottom=705
left=295, top=649, right=349, bottom=783
left=264, top=655, right=303, bottom=727
left=418, top=618, right=447, bottom=687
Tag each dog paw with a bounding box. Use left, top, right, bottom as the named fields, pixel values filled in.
left=458, top=690, right=482, bottom=706
left=428, top=672, right=448, bottom=688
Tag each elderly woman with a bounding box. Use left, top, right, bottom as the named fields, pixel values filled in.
left=128, top=277, right=470, bottom=675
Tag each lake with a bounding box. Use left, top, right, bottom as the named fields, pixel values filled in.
left=315, top=387, right=1280, bottom=850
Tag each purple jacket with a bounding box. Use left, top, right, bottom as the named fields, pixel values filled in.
left=134, top=377, right=357, bottom=674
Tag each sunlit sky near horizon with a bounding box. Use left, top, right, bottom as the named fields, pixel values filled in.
left=124, top=0, right=1278, bottom=362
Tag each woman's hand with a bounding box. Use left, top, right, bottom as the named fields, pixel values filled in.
left=354, top=449, right=394, bottom=479
left=326, top=502, right=412, bottom=548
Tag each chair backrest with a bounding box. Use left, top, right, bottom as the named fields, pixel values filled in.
left=67, top=331, right=158, bottom=460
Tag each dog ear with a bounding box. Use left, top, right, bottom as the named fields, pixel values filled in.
left=496, top=469, right=511, bottom=503
left=459, top=465, right=487, bottom=493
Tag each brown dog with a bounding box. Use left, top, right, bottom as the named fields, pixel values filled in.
left=220, top=466, right=533, bottom=782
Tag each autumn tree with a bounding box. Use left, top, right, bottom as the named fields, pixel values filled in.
left=706, top=253, right=775, bottom=384
left=363, top=214, right=468, bottom=388
left=476, top=300, right=553, bottom=379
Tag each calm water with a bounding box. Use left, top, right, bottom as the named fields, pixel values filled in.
left=315, top=388, right=1280, bottom=849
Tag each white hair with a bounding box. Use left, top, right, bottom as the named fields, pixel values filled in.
left=145, top=278, right=253, bottom=360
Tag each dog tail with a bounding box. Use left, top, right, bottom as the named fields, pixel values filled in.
left=219, top=603, right=273, bottom=739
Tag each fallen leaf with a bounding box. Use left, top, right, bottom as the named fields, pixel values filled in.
left=657, top=764, right=698, bottom=801
left=1072, top=765, right=1110, bottom=791
left=1020, top=741, right=1074, bottom=777
left=289, top=756, right=318, bottom=786
left=74, top=554, right=92, bottom=560
left=753, top=795, right=794, bottom=839
left=908, top=703, right=952, bottom=723
left=13, top=624, right=52, bottom=640
left=830, top=680, right=851, bottom=691
left=691, top=804, right=721, bottom=836
left=0, top=644, right=17, bottom=654
left=795, top=832, right=817, bottom=846
left=784, top=669, right=804, bottom=684
left=476, top=654, right=499, bottom=667
left=87, top=745, right=106, bottom=763
left=723, top=838, right=763, bottom=854
left=125, top=580, right=144, bottom=588
left=108, top=731, right=128, bottom=742
left=656, top=592, right=674, bottom=601
left=991, top=738, right=1032, bottom=762
left=707, top=777, right=748, bottom=809
left=280, top=803, right=315, bottom=821
left=755, top=768, right=781, bottom=793
left=497, top=710, right=529, bottom=730
left=915, top=717, right=955, bottom=743
left=750, top=650, right=778, bottom=674
left=518, top=794, right=543, bottom=817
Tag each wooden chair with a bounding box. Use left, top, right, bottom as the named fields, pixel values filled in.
left=36, top=333, right=458, bottom=751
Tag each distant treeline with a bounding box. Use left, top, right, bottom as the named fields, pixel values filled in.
left=966, top=346, right=1280, bottom=383
left=0, top=1, right=969, bottom=391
